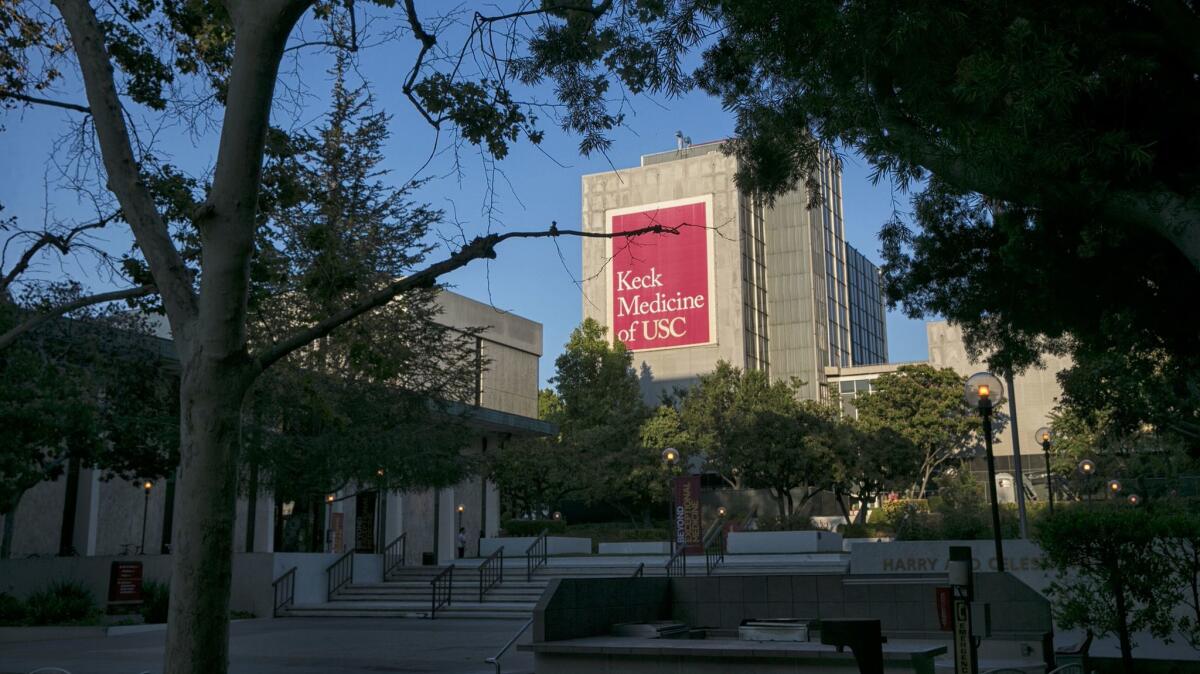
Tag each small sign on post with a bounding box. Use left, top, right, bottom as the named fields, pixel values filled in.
left=948, top=545, right=978, bottom=674
left=107, top=561, right=144, bottom=612
left=936, top=587, right=953, bottom=631
left=672, top=475, right=703, bottom=554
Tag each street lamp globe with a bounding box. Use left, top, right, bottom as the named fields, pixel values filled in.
left=1108, top=479, right=1123, bottom=495
left=142, top=480, right=153, bottom=493
left=717, top=506, right=727, bottom=518
left=1128, top=494, right=1141, bottom=506
left=1034, top=427, right=1052, bottom=445
left=662, top=448, right=679, bottom=465
left=456, top=504, right=465, bottom=514
left=552, top=511, right=562, bottom=521
left=325, top=493, right=335, bottom=503
left=963, top=372, right=1005, bottom=411
left=1078, top=459, right=1096, bottom=475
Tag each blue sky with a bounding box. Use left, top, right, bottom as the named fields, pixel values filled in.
left=0, top=18, right=931, bottom=388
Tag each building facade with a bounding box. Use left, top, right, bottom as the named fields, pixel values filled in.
left=0, top=290, right=550, bottom=565
left=581, top=141, right=887, bottom=403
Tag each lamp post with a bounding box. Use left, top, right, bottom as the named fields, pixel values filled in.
left=1078, top=459, right=1096, bottom=501
left=1107, top=480, right=1123, bottom=499
left=662, top=448, right=679, bottom=553
left=140, top=480, right=153, bottom=555
left=456, top=503, right=465, bottom=529
left=964, top=372, right=1006, bottom=573
left=1035, top=427, right=1054, bottom=515
left=325, top=493, right=335, bottom=553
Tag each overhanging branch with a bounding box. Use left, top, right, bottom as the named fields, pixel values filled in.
left=253, top=222, right=680, bottom=371
left=0, top=213, right=120, bottom=296
left=0, top=91, right=91, bottom=114
left=0, top=284, right=156, bottom=351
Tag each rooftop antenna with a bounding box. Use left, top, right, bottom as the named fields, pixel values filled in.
left=675, top=130, right=692, bottom=153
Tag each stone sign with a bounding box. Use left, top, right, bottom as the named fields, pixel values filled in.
left=849, top=540, right=1046, bottom=575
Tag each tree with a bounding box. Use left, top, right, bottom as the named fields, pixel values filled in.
left=1035, top=506, right=1181, bottom=674
left=0, top=296, right=177, bottom=558
left=685, top=361, right=829, bottom=519
left=488, top=390, right=582, bottom=520
left=685, top=2, right=1200, bottom=447
left=827, top=421, right=920, bottom=526
left=851, top=365, right=980, bottom=498
left=4, top=3, right=690, bottom=669
left=550, top=319, right=658, bottom=522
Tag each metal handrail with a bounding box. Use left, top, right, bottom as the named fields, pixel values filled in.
left=430, top=564, right=454, bottom=619
left=272, top=566, right=297, bottom=617
left=384, top=532, right=407, bottom=577
left=479, top=546, right=504, bottom=602
left=525, top=528, right=549, bottom=581
left=632, top=562, right=645, bottom=578
left=703, top=523, right=725, bottom=576
left=665, top=544, right=686, bottom=577
left=325, top=550, right=354, bottom=601
left=484, top=618, right=533, bottom=674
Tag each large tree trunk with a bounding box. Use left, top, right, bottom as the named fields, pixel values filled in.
left=1111, top=562, right=1135, bottom=674
left=163, top=365, right=251, bottom=674
left=1, top=491, right=20, bottom=559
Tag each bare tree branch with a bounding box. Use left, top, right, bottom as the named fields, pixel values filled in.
left=0, top=213, right=119, bottom=296
left=0, top=284, right=156, bottom=350
left=0, top=91, right=91, bottom=114
left=52, top=0, right=199, bottom=328
left=254, top=222, right=680, bottom=370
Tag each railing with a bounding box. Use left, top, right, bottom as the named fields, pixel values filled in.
left=479, top=546, right=504, bottom=602
left=525, top=529, right=549, bottom=582
left=703, top=523, right=725, bottom=576
left=430, top=564, right=454, bottom=619
left=326, top=550, right=354, bottom=601
left=484, top=618, right=533, bottom=674
left=632, top=562, right=645, bottom=578
left=272, top=566, right=296, bottom=617
left=665, top=544, right=687, bottom=577
left=384, top=532, right=407, bottom=577
left=1048, top=666, right=1083, bottom=674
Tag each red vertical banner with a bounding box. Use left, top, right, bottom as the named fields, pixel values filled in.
left=608, top=197, right=715, bottom=352
left=936, top=587, right=953, bottom=631
left=672, top=475, right=703, bottom=554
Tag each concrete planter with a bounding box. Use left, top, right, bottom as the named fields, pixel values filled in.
left=480, top=536, right=591, bottom=557
left=725, top=530, right=843, bottom=554
left=597, top=541, right=671, bottom=555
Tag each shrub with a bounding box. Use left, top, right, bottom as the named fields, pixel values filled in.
left=0, top=593, right=26, bottom=625
left=501, top=519, right=566, bottom=536
left=839, top=523, right=893, bottom=539
left=141, top=580, right=170, bottom=624
left=875, top=499, right=930, bottom=528
left=23, top=581, right=97, bottom=626
left=754, top=512, right=821, bottom=532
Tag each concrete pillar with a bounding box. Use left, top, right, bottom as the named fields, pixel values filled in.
left=385, top=489, right=404, bottom=542
left=436, top=487, right=455, bottom=564
left=74, top=468, right=101, bottom=556
left=485, top=479, right=501, bottom=538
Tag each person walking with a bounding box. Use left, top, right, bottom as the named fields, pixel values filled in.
left=457, top=527, right=467, bottom=559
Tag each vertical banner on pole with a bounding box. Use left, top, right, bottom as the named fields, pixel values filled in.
left=672, top=475, right=703, bottom=554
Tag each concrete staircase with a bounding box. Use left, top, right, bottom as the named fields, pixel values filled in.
left=279, top=553, right=850, bottom=620
left=280, top=565, right=550, bottom=620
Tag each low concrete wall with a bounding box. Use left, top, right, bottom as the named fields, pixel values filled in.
left=848, top=539, right=1045, bottom=575
left=0, top=553, right=275, bottom=618
left=597, top=541, right=670, bottom=555
left=532, top=572, right=1051, bottom=645
left=726, top=530, right=843, bottom=554
left=532, top=576, right=670, bottom=642
left=480, top=536, right=591, bottom=557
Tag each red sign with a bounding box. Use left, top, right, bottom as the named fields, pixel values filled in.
left=672, top=475, right=703, bottom=554
left=608, top=197, right=714, bottom=351
left=107, top=561, right=144, bottom=603
left=936, top=587, right=953, bottom=631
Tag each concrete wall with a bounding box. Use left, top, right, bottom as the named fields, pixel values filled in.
left=533, top=572, right=1051, bottom=644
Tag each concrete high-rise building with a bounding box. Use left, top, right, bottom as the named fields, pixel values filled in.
left=581, top=140, right=887, bottom=402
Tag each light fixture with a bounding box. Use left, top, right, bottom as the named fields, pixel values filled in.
left=1108, top=479, right=1122, bottom=494
left=717, top=506, right=727, bottom=518
left=662, top=448, right=678, bottom=465
left=1078, top=459, right=1096, bottom=475
left=1034, top=427, right=1052, bottom=445
left=963, top=372, right=1005, bottom=411
left=325, top=493, right=335, bottom=503
left=142, top=480, right=153, bottom=493
left=1128, top=494, right=1141, bottom=506
left=552, top=511, right=562, bottom=521
left=456, top=504, right=465, bottom=513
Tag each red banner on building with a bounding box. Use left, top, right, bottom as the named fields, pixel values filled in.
left=672, top=475, right=703, bottom=554
left=608, top=197, right=714, bottom=351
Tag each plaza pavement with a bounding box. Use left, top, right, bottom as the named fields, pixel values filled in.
left=0, top=617, right=533, bottom=674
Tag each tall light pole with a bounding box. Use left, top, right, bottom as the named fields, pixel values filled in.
left=964, top=372, right=1006, bottom=573
left=1002, top=371, right=1029, bottom=538
left=1035, top=427, right=1054, bottom=515
left=140, top=480, right=153, bottom=555
left=325, top=493, right=336, bottom=553
left=662, top=448, right=679, bottom=553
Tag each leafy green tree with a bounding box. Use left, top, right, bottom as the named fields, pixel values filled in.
left=851, top=365, right=980, bottom=498
left=488, top=389, right=583, bottom=520
left=1035, top=506, right=1180, bottom=674
left=828, top=420, right=921, bottom=526
left=686, top=1, right=1200, bottom=451
left=684, top=361, right=830, bottom=519
left=0, top=293, right=177, bottom=558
